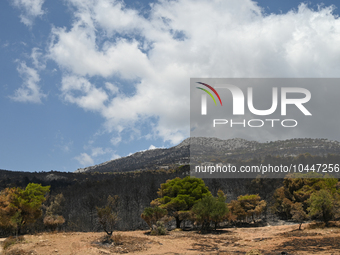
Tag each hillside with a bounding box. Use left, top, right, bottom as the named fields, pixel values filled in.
left=1, top=137, right=340, bottom=236
left=0, top=166, right=281, bottom=234
left=75, top=137, right=340, bottom=173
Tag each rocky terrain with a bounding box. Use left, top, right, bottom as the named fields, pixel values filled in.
left=75, top=137, right=340, bottom=173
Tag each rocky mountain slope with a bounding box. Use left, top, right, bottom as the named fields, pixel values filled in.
left=75, top=137, right=340, bottom=173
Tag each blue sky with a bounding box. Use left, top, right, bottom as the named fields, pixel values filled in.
left=1, top=0, right=340, bottom=172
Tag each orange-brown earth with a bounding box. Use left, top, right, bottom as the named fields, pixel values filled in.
left=1, top=223, right=340, bottom=255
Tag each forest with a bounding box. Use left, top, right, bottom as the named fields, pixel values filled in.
left=0, top=153, right=339, bottom=237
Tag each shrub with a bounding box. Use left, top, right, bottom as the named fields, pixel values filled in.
left=141, top=206, right=167, bottom=228
left=112, top=234, right=123, bottom=245
left=96, top=195, right=119, bottom=235
left=150, top=221, right=167, bottom=235
left=100, top=233, right=123, bottom=245
left=291, top=202, right=308, bottom=230
left=43, top=215, right=65, bottom=231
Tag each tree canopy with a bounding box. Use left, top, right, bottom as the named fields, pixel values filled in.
left=152, top=176, right=211, bottom=228
left=308, top=189, right=340, bottom=226
left=141, top=206, right=167, bottom=228
left=191, top=190, right=228, bottom=230
left=0, top=183, right=50, bottom=235
left=273, top=174, right=340, bottom=228
left=229, top=194, right=266, bottom=223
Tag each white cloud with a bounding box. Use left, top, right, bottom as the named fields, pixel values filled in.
left=148, top=145, right=157, bottom=150
left=10, top=62, right=47, bottom=103
left=148, top=144, right=165, bottom=150
left=110, top=136, right=122, bottom=146
left=91, top=147, right=112, bottom=157
left=12, top=0, right=45, bottom=26
left=49, top=28, right=152, bottom=79
left=31, top=48, right=46, bottom=69
left=75, top=152, right=94, bottom=166
left=75, top=146, right=116, bottom=167
left=47, top=0, right=340, bottom=144
left=105, top=82, right=119, bottom=95
left=61, top=76, right=108, bottom=112
left=111, top=153, right=121, bottom=160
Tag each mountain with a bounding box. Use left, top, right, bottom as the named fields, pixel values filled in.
left=75, top=137, right=340, bottom=173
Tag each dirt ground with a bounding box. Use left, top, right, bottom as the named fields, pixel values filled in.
left=1, top=223, right=340, bottom=255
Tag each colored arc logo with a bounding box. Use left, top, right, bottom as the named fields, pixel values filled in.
left=196, top=82, right=223, bottom=106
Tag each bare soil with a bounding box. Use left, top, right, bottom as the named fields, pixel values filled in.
left=1, top=223, right=340, bottom=255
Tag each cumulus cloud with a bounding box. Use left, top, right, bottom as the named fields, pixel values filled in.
left=61, top=76, right=108, bottom=112
left=75, top=152, right=94, bottom=166
left=12, top=0, right=45, bottom=26
left=47, top=0, right=340, bottom=145
left=10, top=62, right=47, bottom=103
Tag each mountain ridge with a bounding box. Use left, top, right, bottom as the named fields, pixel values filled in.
left=75, top=137, right=340, bottom=173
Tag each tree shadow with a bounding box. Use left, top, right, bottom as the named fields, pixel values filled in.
left=273, top=237, right=340, bottom=254
left=277, top=229, right=322, bottom=238
left=196, top=229, right=234, bottom=235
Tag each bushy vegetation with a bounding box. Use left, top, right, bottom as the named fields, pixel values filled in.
left=150, top=221, right=167, bottom=235
left=191, top=190, right=228, bottom=230
left=229, top=194, right=266, bottom=223
left=1, top=165, right=340, bottom=237
left=308, top=189, right=340, bottom=226
left=273, top=174, right=340, bottom=229
left=43, top=215, right=65, bottom=231
left=142, top=177, right=265, bottom=232
left=142, top=175, right=340, bottom=232
left=141, top=206, right=167, bottom=228
left=291, top=202, right=307, bottom=230
left=0, top=183, right=50, bottom=236
left=0, top=166, right=267, bottom=233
